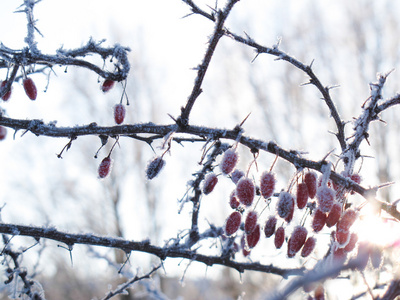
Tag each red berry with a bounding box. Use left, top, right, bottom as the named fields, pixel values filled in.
left=312, top=209, right=327, bottom=232
left=114, top=104, right=126, bottom=124
left=301, top=237, right=316, bottom=258
left=244, top=211, right=258, bottom=234
left=98, top=156, right=112, bottom=178
left=241, top=235, right=251, bottom=257
left=203, top=173, right=218, bottom=195
left=296, top=182, right=309, bottom=209
left=304, top=171, right=317, bottom=199
left=101, top=79, right=115, bottom=92
left=146, top=156, right=165, bottom=180
left=287, top=226, right=308, bottom=258
left=344, top=233, right=358, bottom=252
left=229, top=190, right=240, bottom=209
left=260, top=171, right=276, bottom=199
left=23, top=77, right=37, bottom=100
left=337, top=209, right=357, bottom=232
left=274, top=226, right=285, bottom=249
left=277, top=192, right=295, bottom=220
left=264, top=216, right=277, bottom=238
left=225, top=211, right=242, bottom=236
left=314, top=285, right=325, bottom=300
left=236, top=177, right=255, bottom=206
left=350, top=173, right=362, bottom=184
left=332, top=247, right=347, bottom=265
left=231, top=169, right=245, bottom=184
left=284, top=201, right=295, bottom=223
left=1, top=80, right=11, bottom=101
left=0, top=126, right=7, bottom=140
left=316, top=186, right=335, bottom=213
left=336, top=229, right=350, bottom=245
left=220, top=149, right=238, bottom=175
left=326, top=202, right=341, bottom=227
left=246, top=224, right=260, bottom=248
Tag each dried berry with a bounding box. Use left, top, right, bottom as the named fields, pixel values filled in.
left=220, top=149, right=239, bottom=175
left=98, top=156, right=112, bottom=178
left=304, top=171, right=317, bottom=199
left=229, top=190, right=240, bottom=209
left=344, top=233, right=358, bottom=252
left=337, top=209, right=357, bottom=232
left=146, top=156, right=165, bottom=180
left=0, top=126, right=7, bottom=140
left=326, top=202, right=341, bottom=227
left=114, top=104, right=126, bottom=124
left=246, top=224, right=260, bottom=248
left=231, top=169, right=245, bottom=184
left=274, top=226, right=285, bottom=249
left=301, top=237, right=316, bottom=258
left=244, top=211, right=258, bottom=234
left=203, top=173, right=218, bottom=195
left=225, top=211, right=242, bottom=236
left=312, top=209, right=327, bottom=232
left=23, top=77, right=37, bottom=100
left=260, top=171, right=276, bottom=199
left=264, top=216, right=277, bottom=238
left=101, top=79, right=115, bottom=92
left=287, top=226, right=308, bottom=258
left=296, top=182, right=309, bottom=209
left=277, top=192, right=295, bottom=220
left=1, top=80, right=11, bottom=101
left=316, top=186, right=335, bottom=213
left=236, top=177, right=255, bottom=206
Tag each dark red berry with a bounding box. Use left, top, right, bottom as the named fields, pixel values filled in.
left=241, top=235, right=251, bottom=257
left=236, top=177, right=255, bottom=206
left=203, top=173, right=218, bottom=195
left=301, top=237, right=316, bottom=257
left=0, top=126, right=6, bottom=140
left=314, top=285, right=325, bottom=300
left=101, top=79, right=115, bottom=92
left=316, top=186, right=335, bottom=213
left=231, top=169, right=245, bottom=184
left=229, top=190, right=240, bottom=209
left=326, top=202, right=341, bottom=227
left=114, top=104, right=126, bottom=124
left=244, top=211, right=258, bottom=234
left=246, top=224, right=260, bottom=248
left=1, top=80, right=11, bottom=101
left=23, top=78, right=37, bottom=100
left=304, top=171, right=317, bottom=199
left=146, top=156, right=165, bottom=180
left=225, top=211, right=241, bottom=236
left=337, top=210, right=357, bottom=232
left=287, top=226, right=308, bottom=258
left=274, top=226, right=285, bottom=249
left=344, top=233, right=358, bottom=252
left=336, top=229, right=350, bottom=245
left=296, top=182, right=309, bottom=209
left=332, top=247, right=347, bottom=265
left=98, top=156, right=112, bottom=178
left=264, top=216, right=277, bottom=238
left=260, top=171, right=275, bottom=199
left=277, top=192, right=295, bottom=220
left=220, top=149, right=238, bottom=175
left=350, top=174, right=361, bottom=184
left=312, top=209, right=327, bottom=232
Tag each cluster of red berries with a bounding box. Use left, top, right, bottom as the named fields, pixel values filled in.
left=1, top=77, right=37, bottom=101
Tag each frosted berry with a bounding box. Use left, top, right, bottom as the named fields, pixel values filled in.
left=220, top=149, right=238, bottom=175
left=332, top=247, right=347, bottom=265
left=146, top=156, right=165, bottom=180
left=274, top=226, right=285, bottom=249
left=23, top=77, right=37, bottom=100
left=101, top=79, right=115, bottom=92
left=229, top=191, right=240, bottom=209
left=231, top=169, right=245, bottom=184
left=98, top=156, right=112, bottom=178
left=114, top=104, right=126, bottom=124
left=312, top=209, right=326, bottom=232
left=236, top=177, right=255, bottom=206
left=246, top=224, right=260, bottom=248
left=241, top=235, right=250, bottom=257
left=337, top=209, right=357, bottom=232
left=225, top=211, right=241, bottom=236
left=287, top=226, right=308, bottom=258
left=350, top=173, right=361, bottom=184
left=264, top=216, right=277, bottom=238
left=244, top=211, right=258, bottom=234
left=326, top=202, right=341, bottom=227
left=344, top=233, right=358, bottom=252
left=1, top=80, right=11, bottom=101
left=260, top=171, right=276, bottom=199
left=304, top=171, right=317, bottom=199
left=355, top=242, right=370, bottom=271
left=277, top=192, right=295, bottom=220
left=316, top=186, right=335, bottom=213
left=203, top=173, right=218, bottom=195
left=0, top=126, right=6, bottom=140
left=301, top=237, right=316, bottom=258
left=296, top=182, right=309, bottom=209
left=336, top=229, right=350, bottom=245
